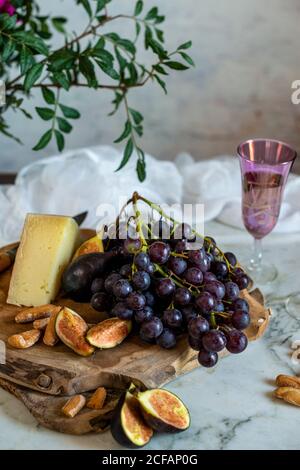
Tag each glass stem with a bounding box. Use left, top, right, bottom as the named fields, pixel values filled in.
left=250, top=238, right=263, bottom=271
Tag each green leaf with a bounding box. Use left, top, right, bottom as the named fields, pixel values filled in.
left=24, top=63, right=44, bottom=92
left=32, top=129, right=52, bottom=151
left=177, top=40, right=192, bottom=50
left=115, top=138, right=134, bottom=171
left=42, top=87, right=55, bottom=105
left=117, top=39, right=136, bottom=55
left=134, top=125, right=143, bottom=137
left=136, top=156, right=146, bottom=182
left=135, top=22, right=141, bottom=38
left=129, top=108, right=143, bottom=125
left=91, top=48, right=114, bottom=65
left=94, top=37, right=105, bottom=50
left=145, top=7, right=158, bottom=20
left=96, top=0, right=108, bottom=13
left=2, top=38, right=16, bottom=61
left=20, top=108, right=33, bottom=119
left=77, top=0, right=92, bottom=17
left=79, top=56, right=97, bottom=87
left=148, top=38, right=168, bottom=59
left=1, top=14, right=17, bottom=31
left=48, top=49, right=76, bottom=71
left=144, top=26, right=153, bottom=49
left=154, top=74, right=167, bottom=94
left=179, top=51, right=195, bottom=66
left=59, top=104, right=81, bottom=119
left=55, top=129, right=65, bottom=151
left=52, top=72, right=70, bottom=91
left=35, top=107, right=55, bottom=121
left=155, top=28, right=164, bottom=43
left=57, top=117, right=73, bottom=134
left=114, top=120, right=132, bottom=143
left=153, top=64, right=168, bottom=75
left=164, top=61, right=189, bottom=71
left=52, top=17, right=67, bottom=34
left=96, top=60, right=120, bottom=80
left=134, top=0, right=143, bottom=16
left=114, top=47, right=127, bottom=72
left=13, top=32, right=49, bottom=55
left=20, top=46, right=35, bottom=74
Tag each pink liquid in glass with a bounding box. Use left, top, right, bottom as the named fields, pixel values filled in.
left=242, top=170, right=284, bottom=239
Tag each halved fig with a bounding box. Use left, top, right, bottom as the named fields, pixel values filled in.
left=86, top=317, right=132, bottom=349
left=55, top=307, right=95, bottom=356
left=72, top=234, right=104, bottom=261
left=136, top=389, right=190, bottom=433
left=110, top=391, right=153, bottom=448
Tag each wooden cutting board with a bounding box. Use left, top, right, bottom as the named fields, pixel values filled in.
left=0, top=242, right=271, bottom=398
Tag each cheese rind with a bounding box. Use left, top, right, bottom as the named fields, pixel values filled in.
left=7, top=214, right=79, bottom=307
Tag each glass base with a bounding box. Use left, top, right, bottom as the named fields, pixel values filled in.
left=286, top=294, right=300, bottom=318
left=245, top=262, right=278, bottom=286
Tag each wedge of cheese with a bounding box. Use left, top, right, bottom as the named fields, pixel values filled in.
left=7, top=214, right=79, bottom=307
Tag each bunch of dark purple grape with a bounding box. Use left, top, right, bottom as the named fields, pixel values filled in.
left=90, top=217, right=251, bottom=368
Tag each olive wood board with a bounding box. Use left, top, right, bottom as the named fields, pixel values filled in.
left=0, top=241, right=271, bottom=401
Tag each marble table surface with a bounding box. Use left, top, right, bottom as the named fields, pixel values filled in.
left=0, top=220, right=299, bottom=450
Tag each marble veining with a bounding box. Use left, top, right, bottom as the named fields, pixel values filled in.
left=0, top=220, right=300, bottom=449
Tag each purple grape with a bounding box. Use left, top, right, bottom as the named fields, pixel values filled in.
left=202, top=330, right=227, bottom=352
left=134, top=252, right=150, bottom=270
left=231, top=310, right=250, bottom=330
left=91, top=278, right=105, bottom=294
left=152, top=220, right=171, bottom=239
left=144, top=291, right=155, bottom=307
left=235, top=274, right=250, bottom=290
left=188, top=335, right=203, bottom=351
left=206, top=252, right=214, bottom=265
left=181, top=305, right=198, bottom=324
left=224, top=281, right=240, bottom=301
left=132, top=271, right=151, bottom=291
left=157, top=328, right=177, bottom=349
left=214, top=300, right=225, bottom=312
left=212, top=261, right=228, bottom=279
left=225, top=329, right=248, bottom=353
left=119, top=264, right=132, bottom=278
left=199, top=255, right=210, bottom=273
left=173, top=223, right=193, bottom=240
left=156, top=278, right=175, bottom=297
left=149, top=241, right=170, bottom=264
left=184, top=267, right=203, bottom=285
left=91, top=292, right=111, bottom=311
left=134, top=306, right=154, bottom=324
left=123, top=238, right=142, bottom=254
left=204, top=236, right=216, bottom=248
left=104, top=273, right=122, bottom=293
left=163, top=308, right=183, bottom=329
left=188, top=249, right=205, bottom=266
left=126, top=292, right=146, bottom=310
left=168, top=256, right=187, bottom=276
left=198, top=350, right=218, bottom=368
left=203, top=272, right=217, bottom=283
left=224, top=252, right=237, bottom=267
left=113, top=279, right=133, bottom=298
left=145, top=263, right=156, bottom=275
left=188, top=316, right=210, bottom=339
left=111, top=302, right=133, bottom=320
left=174, top=239, right=188, bottom=253
left=140, top=317, right=163, bottom=340
left=195, top=292, right=215, bottom=314
left=233, top=298, right=249, bottom=313
left=205, top=280, right=226, bottom=300
left=233, top=267, right=245, bottom=277
left=173, top=287, right=192, bottom=306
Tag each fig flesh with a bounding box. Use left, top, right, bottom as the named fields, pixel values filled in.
left=136, top=388, right=190, bottom=433
left=55, top=307, right=95, bottom=356
left=111, top=391, right=153, bottom=448
left=72, top=234, right=104, bottom=260
left=86, top=317, right=132, bottom=349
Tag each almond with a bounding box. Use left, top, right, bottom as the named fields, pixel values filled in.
left=15, top=304, right=61, bottom=324
left=8, top=329, right=41, bottom=349
left=86, top=387, right=107, bottom=410
left=275, top=374, right=300, bottom=390
left=274, top=387, right=300, bottom=407
left=62, top=395, right=86, bottom=418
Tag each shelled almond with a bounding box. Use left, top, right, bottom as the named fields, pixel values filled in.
left=43, top=307, right=62, bottom=346
left=62, top=394, right=86, bottom=418
left=15, top=304, right=61, bottom=324
left=276, top=374, right=300, bottom=390
left=274, top=374, right=300, bottom=408
left=87, top=387, right=107, bottom=410
left=8, top=329, right=41, bottom=349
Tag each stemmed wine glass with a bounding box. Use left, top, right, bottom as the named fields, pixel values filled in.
left=237, top=139, right=297, bottom=285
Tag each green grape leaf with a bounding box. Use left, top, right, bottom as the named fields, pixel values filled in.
left=59, top=104, right=81, bottom=119
left=42, top=87, right=56, bottom=105
left=55, top=129, right=65, bottom=151
left=35, top=107, right=55, bottom=121
left=32, top=129, right=52, bottom=150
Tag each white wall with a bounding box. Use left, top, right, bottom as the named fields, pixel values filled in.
left=1, top=0, right=299, bottom=172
